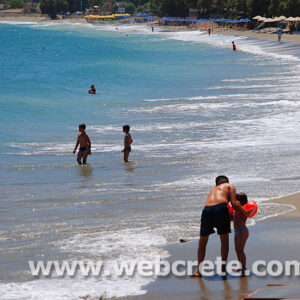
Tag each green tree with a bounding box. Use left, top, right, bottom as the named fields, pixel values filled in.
left=136, top=4, right=146, bottom=12
left=40, top=0, right=68, bottom=19
left=67, top=0, right=81, bottom=12
left=158, top=0, right=188, bottom=16
left=197, top=0, right=213, bottom=16
left=126, top=1, right=136, bottom=14
left=8, top=0, right=25, bottom=8
left=214, top=0, right=225, bottom=14
left=247, top=0, right=270, bottom=17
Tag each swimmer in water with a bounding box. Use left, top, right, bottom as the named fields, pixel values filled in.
left=88, top=85, right=97, bottom=94
left=232, top=41, right=237, bottom=51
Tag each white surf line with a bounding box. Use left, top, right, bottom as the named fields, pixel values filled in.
left=17, top=21, right=300, bottom=62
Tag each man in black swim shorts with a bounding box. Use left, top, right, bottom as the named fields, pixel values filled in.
left=191, top=175, right=240, bottom=278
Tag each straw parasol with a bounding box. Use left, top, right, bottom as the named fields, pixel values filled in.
left=277, top=15, right=286, bottom=21
left=286, top=16, right=300, bottom=21
left=263, top=18, right=276, bottom=23
left=257, top=16, right=266, bottom=22
left=253, top=15, right=262, bottom=20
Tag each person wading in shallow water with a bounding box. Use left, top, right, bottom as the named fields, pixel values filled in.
left=121, top=125, right=133, bottom=163
left=232, top=41, right=237, bottom=51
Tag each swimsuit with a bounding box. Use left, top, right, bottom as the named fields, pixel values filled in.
left=234, top=227, right=248, bottom=235
left=79, top=146, right=89, bottom=152
left=200, top=203, right=231, bottom=237
left=125, top=146, right=131, bottom=153
left=233, top=215, right=248, bottom=235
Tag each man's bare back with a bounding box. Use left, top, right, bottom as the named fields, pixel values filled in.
left=190, top=176, right=238, bottom=278
left=205, top=183, right=237, bottom=207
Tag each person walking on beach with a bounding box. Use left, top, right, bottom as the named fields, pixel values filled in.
left=191, top=176, right=239, bottom=278
left=277, top=28, right=282, bottom=42
left=208, top=28, right=211, bottom=36
left=122, top=125, right=133, bottom=163
left=233, top=192, right=250, bottom=276
left=232, top=41, right=237, bottom=51
left=73, top=124, right=92, bottom=165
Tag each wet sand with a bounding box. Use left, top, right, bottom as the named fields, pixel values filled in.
left=215, top=29, right=300, bottom=45
left=123, top=193, right=300, bottom=300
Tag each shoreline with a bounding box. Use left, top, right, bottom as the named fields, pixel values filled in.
left=213, top=28, right=300, bottom=45
left=1, top=15, right=300, bottom=45
left=123, top=192, right=300, bottom=300
left=269, top=192, right=300, bottom=218
left=2, top=19, right=299, bottom=299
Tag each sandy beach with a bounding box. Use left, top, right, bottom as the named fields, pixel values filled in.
left=216, top=28, right=300, bottom=45
left=123, top=193, right=300, bottom=300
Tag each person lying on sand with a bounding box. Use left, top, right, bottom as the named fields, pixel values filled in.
left=190, top=175, right=240, bottom=278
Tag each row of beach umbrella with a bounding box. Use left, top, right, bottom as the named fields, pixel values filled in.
left=161, top=17, right=251, bottom=23
left=253, top=15, right=300, bottom=22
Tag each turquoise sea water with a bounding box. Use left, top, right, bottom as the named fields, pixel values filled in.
left=0, top=22, right=300, bottom=299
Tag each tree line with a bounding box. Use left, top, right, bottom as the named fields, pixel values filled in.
left=38, top=0, right=300, bottom=19
left=150, top=0, right=300, bottom=18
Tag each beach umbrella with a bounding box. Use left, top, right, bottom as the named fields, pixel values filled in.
left=278, top=16, right=286, bottom=21
left=134, top=13, right=148, bottom=17
left=145, top=16, right=157, bottom=20
left=286, top=17, right=300, bottom=21
left=255, top=16, right=266, bottom=22
left=263, top=18, right=276, bottom=23
left=244, top=18, right=251, bottom=22
left=226, top=19, right=232, bottom=23
left=253, top=15, right=262, bottom=20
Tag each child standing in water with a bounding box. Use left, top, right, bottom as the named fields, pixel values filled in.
left=234, top=192, right=250, bottom=275
left=122, top=125, right=133, bottom=163
left=73, top=124, right=91, bottom=165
